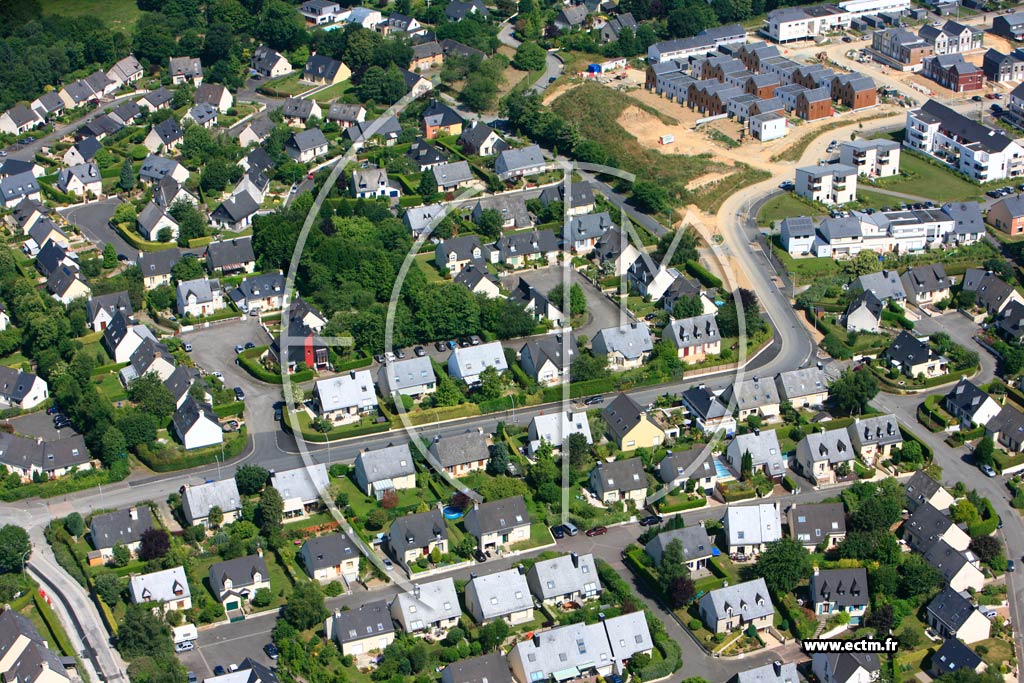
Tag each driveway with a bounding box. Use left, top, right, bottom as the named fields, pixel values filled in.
left=9, top=410, right=77, bottom=442
left=58, top=199, right=131, bottom=256
left=500, top=264, right=629, bottom=337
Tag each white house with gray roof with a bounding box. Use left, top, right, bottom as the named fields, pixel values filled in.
left=89, top=505, right=153, bottom=559
left=176, top=278, right=224, bottom=318
left=354, top=443, right=415, bottom=498
left=698, top=578, right=775, bottom=633
left=811, top=652, right=880, bottom=683
left=448, top=342, right=508, bottom=386
left=286, top=128, right=329, bottom=163
left=57, top=162, right=102, bottom=197
left=209, top=550, right=270, bottom=609
left=377, top=355, right=436, bottom=399
left=644, top=524, right=715, bottom=570
left=428, top=428, right=490, bottom=477
left=465, top=568, right=534, bottom=624
left=271, top=464, right=329, bottom=519
left=795, top=428, right=856, bottom=485
left=724, top=377, right=781, bottom=421
left=664, top=314, right=721, bottom=364
left=495, top=145, right=546, bottom=181
left=390, top=578, right=462, bottom=637
left=314, top=370, right=377, bottom=425
left=589, top=457, right=647, bottom=505
left=325, top=599, right=395, bottom=656
left=299, top=532, right=359, bottom=583
left=725, top=429, right=785, bottom=481
left=591, top=323, right=653, bottom=371
left=735, top=661, right=799, bottom=683
left=527, top=411, right=592, bottom=455
left=526, top=552, right=600, bottom=605
left=128, top=566, right=191, bottom=612
left=182, top=479, right=241, bottom=527
left=724, top=503, right=781, bottom=556
left=386, top=509, right=448, bottom=570
left=795, top=164, right=858, bottom=205
left=852, top=269, right=907, bottom=302
left=464, top=496, right=530, bottom=553
left=775, top=367, right=830, bottom=408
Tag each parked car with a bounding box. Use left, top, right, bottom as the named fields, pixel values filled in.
left=174, top=642, right=194, bottom=653
left=474, top=550, right=487, bottom=563
left=183, top=343, right=193, bottom=352
left=212, top=371, right=223, bottom=379
left=778, top=180, right=794, bottom=190
left=986, top=93, right=998, bottom=99
left=447, top=340, right=457, bottom=349
left=457, top=337, right=472, bottom=348
left=585, top=526, right=608, bottom=537
left=235, top=344, right=244, bottom=354
left=435, top=341, right=447, bottom=351
left=46, top=407, right=60, bottom=415
left=972, top=95, right=984, bottom=102
left=187, top=673, right=197, bottom=683
left=384, top=351, right=396, bottom=362
left=234, top=387, right=245, bottom=401
left=382, top=557, right=393, bottom=569
left=551, top=525, right=565, bottom=539
left=244, top=342, right=255, bottom=350
left=395, top=349, right=407, bottom=359
left=414, top=346, right=426, bottom=357
left=988, top=190, right=1003, bottom=199
left=1009, top=560, right=1016, bottom=572
left=263, top=644, right=278, bottom=660
left=981, top=463, right=997, bottom=477
left=213, top=667, right=226, bottom=677
left=583, top=395, right=604, bottom=406
left=639, top=515, right=663, bottom=527
left=223, top=420, right=240, bottom=433
left=468, top=335, right=482, bottom=345
left=274, top=408, right=282, bottom=421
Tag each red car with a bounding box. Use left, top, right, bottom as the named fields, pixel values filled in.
left=585, top=526, right=608, bottom=537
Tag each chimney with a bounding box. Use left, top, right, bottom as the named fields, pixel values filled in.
left=350, top=370, right=356, bottom=379
left=570, top=552, right=579, bottom=568
left=532, top=634, right=540, bottom=646
left=773, top=662, right=782, bottom=677
left=753, top=427, right=760, bottom=436
left=129, top=507, right=138, bottom=521
left=256, top=547, right=263, bottom=558
left=813, top=566, right=819, bottom=576
left=413, top=584, right=420, bottom=598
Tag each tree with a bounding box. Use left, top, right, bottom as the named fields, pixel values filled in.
left=571, top=352, right=610, bottom=383
left=118, top=158, right=136, bottom=192
left=94, top=572, right=123, bottom=605
left=235, top=465, right=270, bottom=496
left=282, top=580, right=328, bottom=630
left=417, top=171, right=437, bottom=198
left=754, top=538, right=811, bottom=595
left=849, top=491, right=902, bottom=532
left=866, top=604, right=894, bottom=636
left=828, top=369, right=879, bottom=416
left=548, top=284, right=586, bottom=317
left=631, top=180, right=670, bottom=214
left=169, top=201, right=208, bottom=247
left=366, top=509, right=388, bottom=530
left=64, top=513, right=85, bottom=538
left=969, top=535, right=1003, bottom=564
left=128, top=372, right=176, bottom=420
left=949, top=499, right=981, bottom=527
left=139, top=528, right=171, bottom=561
left=568, top=432, right=593, bottom=472
left=103, top=243, right=118, bottom=270
left=897, top=553, right=942, bottom=599
left=476, top=365, right=503, bottom=402
left=477, top=475, right=528, bottom=502
left=207, top=505, right=224, bottom=528
left=974, top=436, right=995, bottom=468
left=672, top=294, right=703, bottom=319
left=0, top=525, right=30, bottom=574
left=117, top=603, right=172, bottom=658
left=478, top=618, right=509, bottom=652
left=381, top=489, right=399, bottom=509
left=839, top=530, right=900, bottom=564
left=112, top=543, right=131, bottom=567
left=668, top=575, right=696, bottom=608
left=740, top=450, right=753, bottom=481
left=257, top=487, right=284, bottom=536
left=487, top=442, right=511, bottom=476
left=513, top=41, right=547, bottom=71
left=474, top=208, right=503, bottom=238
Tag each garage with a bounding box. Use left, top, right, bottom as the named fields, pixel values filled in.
left=225, top=600, right=239, bottom=611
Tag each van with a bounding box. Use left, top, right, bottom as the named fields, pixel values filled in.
left=174, top=641, right=194, bottom=653
left=562, top=522, right=579, bottom=536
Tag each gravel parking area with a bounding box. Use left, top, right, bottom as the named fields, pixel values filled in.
left=9, top=410, right=75, bottom=441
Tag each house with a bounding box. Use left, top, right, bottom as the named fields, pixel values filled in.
left=0, top=105, right=42, bottom=136
left=89, top=506, right=153, bottom=559
left=464, top=496, right=530, bottom=553
left=172, top=397, right=222, bottom=450
left=347, top=115, right=403, bottom=151
left=62, top=137, right=102, bottom=166
left=312, top=369, right=377, bottom=426
left=109, top=101, right=143, bottom=127
left=554, top=5, right=588, bottom=31
left=139, top=154, right=189, bottom=185
left=48, top=265, right=91, bottom=305
left=302, top=55, right=350, bottom=85
left=337, top=6, right=384, bottom=29
left=589, top=457, right=647, bottom=505
left=128, top=566, right=191, bottom=612
left=515, top=278, right=565, bottom=327
left=236, top=117, right=275, bottom=147
left=472, top=194, right=532, bottom=231
left=831, top=73, right=878, bottom=110
left=211, top=191, right=260, bottom=232
left=0, top=172, right=41, bottom=207
left=794, top=428, right=855, bottom=485
left=847, top=413, right=902, bottom=466
left=999, top=300, right=1024, bottom=342
left=987, top=195, right=1024, bottom=236
left=281, top=97, right=322, bottom=127
left=993, top=12, right=1024, bottom=40
left=407, top=138, right=448, bottom=171
left=23, top=221, right=66, bottom=260
left=698, top=579, right=775, bottom=634
left=724, top=503, right=781, bottom=557
left=925, top=587, right=991, bottom=644
left=168, top=56, right=203, bottom=84
left=229, top=272, right=288, bottom=314
left=143, top=118, right=183, bottom=153
left=566, top=212, right=613, bottom=254
left=840, top=139, right=900, bottom=177
left=352, top=443, right=415, bottom=499
left=433, top=161, right=474, bottom=192
left=644, top=524, right=715, bottom=571
left=10, top=197, right=48, bottom=233
left=270, top=464, right=330, bottom=519
left=326, top=600, right=395, bottom=656
left=872, top=28, right=934, bottom=70
left=384, top=13, right=427, bottom=36
left=601, top=13, right=638, bottom=42
left=901, top=263, right=950, bottom=306
left=904, top=101, right=1024, bottom=182
left=0, top=432, right=91, bottom=482
left=507, top=612, right=652, bottom=683
left=136, top=203, right=178, bottom=242
left=749, top=112, right=788, bottom=141
left=601, top=392, right=666, bottom=452
left=428, top=429, right=490, bottom=477
left=903, top=502, right=970, bottom=552
left=591, top=323, right=653, bottom=371
left=519, top=334, right=576, bottom=386
left=681, top=385, right=736, bottom=435
left=809, top=567, right=868, bottom=622
left=286, top=128, right=329, bottom=164
left=962, top=268, right=1024, bottom=315
left=495, top=229, right=560, bottom=268
left=725, top=429, right=786, bottom=481
left=794, top=87, right=833, bottom=121
left=300, top=0, right=341, bottom=24
left=138, top=249, right=180, bottom=289
left=251, top=45, right=292, bottom=78
left=983, top=49, right=1024, bottom=83
left=181, top=478, right=241, bottom=527
left=495, top=145, right=546, bottom=181
left=410, top=41, right=444, bottom=71
left=385, top=509, right=448, bottom=570
left=460, top=121, right=506, bottom=156
left=905, top=471, right=955, bottom=513
left=924, top=539, right=985, bottom=592
left=298, top=532, right=359, bottom=583
left=526, top=411, right=592, bottom=455
left=464, top=569, right=534, bottom=625
left=209, top=551, right=270, bottom=610
left=931, top=639, right=986, bottom=678
left=163, top=365, right=198, bottom=410
left=924, top=54, right=984, bottom=92
left=422, top=100, right=463, bottom=139
left=593, top=227, right=642, bottom=277
left=664, top=314, right=721, bottom=364
left=775, top=367, right=830, bottom=408
left=919, top=20, right=983, bottom=55
left=390, top=578, right=462, bottom=637
left=138, top=87, right=173, bottom=112
left=434, top=235, right=487, bottom=275
left=83, top=291, right=132, bottom=334
left=811, top=653, right=880, bottom=683
left=885, top=331, right=947, bottom=377
left=0, top=607, right=75, bottom=683
left=176, top=278, right=223, bottom=318
left=183, top=103, right=218, bottom=129
left=658, top=446, right=717, bottom=495
left=448, top=342, right=508, bottom=386
left=795, top=164, right=858, bottom=205
left=102, top=313, right=155, bottom=364
left=526, top=553, right=601, bottom=605
left=945, top=378, right=1001, bottom=428
left=206, top=237, right=256, bottom=275
left=325, top=103, right=366, bottom=129
left=30, top=91, right=65, bottom=120
left=351, top=167, right=400, bottom=198
left=193, top=83, right=233, bottom=114
left=789, top=502, right=846, bottom=551
left=58, top=71, right=114, bottom=107
left=444, top=0, right=489, bottom=21
left=120, top=337, right=176, bottom=385
left=377, top=355, right=436, bottom=399
left=454, top=263, right=500, bottom=298
left=853, top=269, right=906, bottom=302
left=840, top=291, right=883, bottom=334
left=734, top=662, right=799, bottom=683
left=442, top=653, right=513, bottom=683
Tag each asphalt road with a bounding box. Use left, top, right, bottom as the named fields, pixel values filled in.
left=58, top=198, right=132, bottom=257
left=497, top=24, right=564, bottom=93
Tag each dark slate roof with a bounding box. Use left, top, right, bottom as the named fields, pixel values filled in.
left=281, top=97, right=316, bottom=120
left=422, top=99, right=463, bottom=128
left=459, top=122, right=505, bottom=153
left=844, top=290, right=883, bottom=323
left=917, top=100, right=1016, bottom=154
left=301, top=532, right=358, bottom=571
left=209, top=553, right=269, bottom=595
left=163, top=364, right=196, bottom=404
left=206, top=237, right=256, bottom=269
left=429, top=429, right=488, bottom=468
left=945, top=378, right=993, bottom=417
left=905, top=502, right=957, bottom=548
left=172, top=396, right=218, bottom=437
left=89, top=506, right=154, bottom=549
left=454, top=262, right=498, bottom=292
left=35, top=239, right=70, bottom=277
left=0, top=430, right=90, bottom=473
left=441, top=653, right=513, bottom=683
left=304, top=55, right=345, bottom=82
left=330, top=599, right=394, bottom=644
left=905, top=471, right=945, bottom=507
left=212, top=191, right=259, bottom=224
left=346, top=116, right=402, bottom=143
left=151, top=118, right=183, bottom=145
left=932, top=639, right=983, bottom=675
left=464, top=495, right=529, bottom=536
left=903, top=263, right=948, bottom=296
left=444, top=0, right=489, bottom=20
left=169, top=56, right=203, bottom=79
left=407, top=138, right=449, bottom=168
left=885, top=331, right=940, bottom=368
left=495, top=229, right=559, bottom=260
left=813, top=654, right=880, bottom=683
left=1, top=172, right=40, bottom=204
left=387, top=509, right=448, bottom=563
left=86, top=291, right=133, bottom=325
left=138, top=249, right=181, bottom=278
left=809, top=568, right=867, bottom=607
left=288, top=128, right=329, bottom=153
left=141, top=87, right=173, bottom=108
left=681, top=386, right=728, bottom=420
left=790, top=503, right=846, bottom=544
left=602, top=393, right=647, bottom=441
left=72, top=136, right=103, bottom=162
left=927, top=587, right=979, bottom=631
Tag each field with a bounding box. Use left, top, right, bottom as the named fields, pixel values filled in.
left=758, top=192, right=815, bottom=225
left=869, top=151, right=984, bottom=202
left=40, top=0, right=142, bottom=30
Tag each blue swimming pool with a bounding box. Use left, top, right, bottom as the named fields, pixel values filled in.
left=443, top=506, right=464, bottom=519
left=713, top=457, right=732, bottom=479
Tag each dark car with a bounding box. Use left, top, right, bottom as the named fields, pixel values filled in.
left=213, top=667, right=226, bottom=677
left=263, top=643, right=279, bottom=660
left=373, top=354, right=385, bottom=364
left=998, top=516, right=1004, bottom=530
left=639, top=515, right=663, bottom=527
left=644, top=313, right=658, bottom=321
left=54, top=418, right=71, bottom=428
left=435, top=341, right=447, bottom=352
left=972, top=95, right=984, bottom=102
left=46, top=406, right=60, bottom=415
left=244, top=342, right=255, bottom=350
left=234, top=387, right=245, bottom=401
left=583, top=395, right=604, bottom=406
left=395, top=349, right=407, bottom=359
left=1009, top=560, right=1016, bottom=572
left=274, top=408, right=282, bottom=421
left=475, top=550, right=487, bottom=563
left=551, top=525, right=565, bottom=539
left=188, top=673, right=197, bottom=683
left=988, top=190, right=1003, bottom=199
left=414, top=346, right=426, bottom=357
left=468, top=335, right=482, bottom=345
left=585, top=526, right=608, bottom=537
left=458, top=337, right=472, bottom=348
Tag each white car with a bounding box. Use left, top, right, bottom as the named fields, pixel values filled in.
left=212, top=371, right=223, bottom=379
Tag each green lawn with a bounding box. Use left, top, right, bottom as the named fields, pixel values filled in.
left=259, top=73, right=314, bottom=98
left=311, top=81, right=353, bottom=103
left=975, top=637, right=1014, bottom=669
left=757, top=193, right=817, bottom=225
left=1, top=351, right=30, bottom=370
left=510, top=522, right=553, bottom=551
left=770, top=241, right=842, bottom=284
left=414, top=252, right=446, bottom=283
left=854, top=189, right=903, bottom=210
left=869, top=152, right=984, bottom=202
left=94, top=372, right=127, bottom=403
left=40, top=0, right=142, bottom=30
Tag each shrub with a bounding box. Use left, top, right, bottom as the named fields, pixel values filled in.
left=251, top=588, right=272, bottom=607
left=688, top=618, right=701, bottom=631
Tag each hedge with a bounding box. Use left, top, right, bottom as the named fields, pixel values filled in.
left=113, top=222, right=177, bottom=252
left=237, top=346, right=314, bottom=384
left=623, top=547, right=663, bottom=595
left=213, top=401, right=245, bottom=418
left=899, top=424, right=933, bottom=464
left=719, top=484, right=757, bottom=502
left=0, top=465, right=128, bottom=502
left=540, top=375, right=619, bottom=402
left=187, top=236, right=215, bottom=248
left=477, top=395, right=518, bottom=413
left=686, top=260, right=723, bottom=289
left=135, top=428, right=247, bottom=472
left=283, top=411, right=391, bottom=442
left=777, top=593, right=816, bottom=640
left=33, top=591, right=75, bottom=656
left=783, top=475, right=799, bottom=492
left=968, top=497, right=999, bottom=538
left=334, top=354, right=372, bottom=372
left=881, top=310, right=915, bottom=330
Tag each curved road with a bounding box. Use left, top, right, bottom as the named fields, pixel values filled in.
left=498, top=24, right=565, bottom=92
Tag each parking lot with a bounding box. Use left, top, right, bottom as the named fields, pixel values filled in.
left=10, top=409, right=75, bottom=441
left=501, top=264, right=631, bottom=338
left=58, top=199, right=130, bottom=256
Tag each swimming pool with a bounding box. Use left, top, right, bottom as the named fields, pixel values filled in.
left=713, top=457, right=733, bottom=480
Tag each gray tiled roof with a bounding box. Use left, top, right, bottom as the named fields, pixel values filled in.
left=464, top=496, right=529, bottom=536
left=330, top=599, right=395, bottom=644
left=429, top=429, right=488, bottom=468
left=644, top=525, right=714, bottom=565
left=209, top=553, right=268, bottom=596
left=699, top=578, right=774, bottom=622
left=89, top=506, right=154, bottom=549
